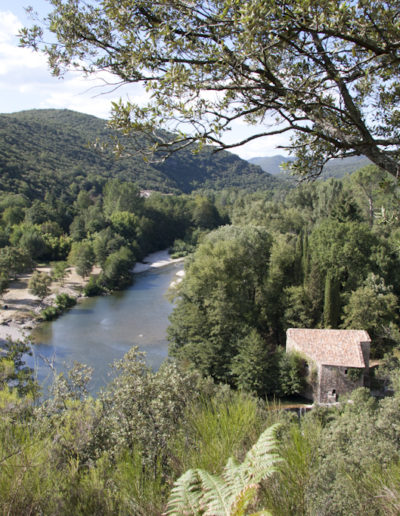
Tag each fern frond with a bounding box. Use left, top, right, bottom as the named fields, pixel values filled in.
left=165, top=468, right=202, bottom=515
left=230, top=484, right=258, bottom=516
left=223, top=456, right=246, bottom=495
left=197, top=469, right=232, bottom=516
left=166, top=424, right=282, bottom=516
left=241, top=423, right=282, bottom=484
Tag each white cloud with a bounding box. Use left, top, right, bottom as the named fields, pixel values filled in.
left=0, top=9, right=150, bottom=119
left=0, top=43, right=47, bottom=75
left=0, top=10, right=46, bottom=75
left=0, top=11, right=21, bottom=43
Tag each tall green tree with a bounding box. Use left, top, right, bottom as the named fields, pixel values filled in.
left=342, top=274, right=398, bottom=355
left=282, top=285, right=316, bottom=329
left=22, top=1, right=400, bottom=177
left=191, top=196, right=221, bottom=230
left=323, top=272, right=341, bottom=328
left=11, top=225, right=48, bottom=261
left=102, top=246, right=135, bottom=289
left=0, top=247, right=32, bottom=280
left=103, top=179, right=143, bottom=217
left=168, top=225, right=272, bottom=383
left=70, top=241, right=95, bottom=278
left=231, top=329, right=280, bottom=397
left=309, top=219, right=376, bottom=292
left=93, top=227, right=126, bottom=268
left=264, top=234, right=298, bottom=339
left=109, top=210, right=138, bottom=241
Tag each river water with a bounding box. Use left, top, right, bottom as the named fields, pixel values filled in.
left=30, top=261, right=183, bottom=394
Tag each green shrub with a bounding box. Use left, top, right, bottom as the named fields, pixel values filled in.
left=278, top=351, right=308, bottom=397
left=41, top=306, right=60, bottom=321
left=55, top=293, right=76, bottom=310
left=173, top=390, right=267, bottom=475
left=170, top=237, right=197, bottom=258
left=83, top=276, right=105, bottom=296
left=40, top=294, right=76, bottom=321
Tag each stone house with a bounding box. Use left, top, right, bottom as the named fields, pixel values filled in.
left=286, top=328, right=371, bottom=403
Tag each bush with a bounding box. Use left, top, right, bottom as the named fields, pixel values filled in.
left=83, top=276, right=105, bottom=297
left=41, top=306, right=60, bottom=321
left=28, top=271, right=52, bottom=300
left=278, top=351, right=307, bottom=397
left=55, top=293, right=76, bottom=310
left=169, top=238, right=195, bottom=258
left=40, top=294, right=77, bottom=321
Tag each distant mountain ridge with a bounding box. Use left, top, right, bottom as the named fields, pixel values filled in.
left=249, top=154, right=371, bottom=178
left=0, top=109, right=279, bottom=200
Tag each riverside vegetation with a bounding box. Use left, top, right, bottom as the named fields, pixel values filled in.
left=2, top=154, right=400, bottom=513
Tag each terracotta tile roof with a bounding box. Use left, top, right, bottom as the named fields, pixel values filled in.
left=287, top=328, right=371, bottom=368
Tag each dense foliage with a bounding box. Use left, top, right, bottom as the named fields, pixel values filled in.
left=0, top=156, right=233, bottom=293
left=0, top=109, right=278, bottom=199
left=2, top=343, right=400, bottom=514
left=168, top=165, right=400, bottom=395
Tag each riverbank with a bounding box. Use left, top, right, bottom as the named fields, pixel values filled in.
left=133, top=249, right=184, bottom=273
left=0, top=265, right=101, bottom=344
left=0, top=251, right=184, bottom=344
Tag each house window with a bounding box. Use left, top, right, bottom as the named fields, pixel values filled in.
left=344, top=369, right=348, bottom=375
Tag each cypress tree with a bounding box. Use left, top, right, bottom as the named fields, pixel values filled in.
left=323, top=272, right=340, bottom=328
left=294, top=232, right=303, bottom=284
left=301, top=232, right=310, bottom=283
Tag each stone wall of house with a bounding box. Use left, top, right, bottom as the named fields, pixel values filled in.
left=317, top=365, right=365, bottom=403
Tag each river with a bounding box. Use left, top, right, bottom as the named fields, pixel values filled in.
left=29, top=260, right=184, bottom=395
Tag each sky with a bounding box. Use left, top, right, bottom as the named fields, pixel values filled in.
left=0, top=0, right=289, bottom=159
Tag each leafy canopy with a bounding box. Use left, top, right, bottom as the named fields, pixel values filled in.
left=21, top=0, right=400, bottom=177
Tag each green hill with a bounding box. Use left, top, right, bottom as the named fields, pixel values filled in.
left=249, top=154, right=371, bottom=178
left=249, top=155, right=294, bottom=175
left=0, top=109, right=278, bottom=199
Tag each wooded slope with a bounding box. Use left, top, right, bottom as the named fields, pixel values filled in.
left=0, top=109, right=278, bottom=199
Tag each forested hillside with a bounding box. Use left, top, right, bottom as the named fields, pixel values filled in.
left=249, top=154, right=371, bottom=178
left=0, top=109, right=278, bottom=198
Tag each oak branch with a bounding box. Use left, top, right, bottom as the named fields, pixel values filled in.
left=20, top=0, right=400, bottom=177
